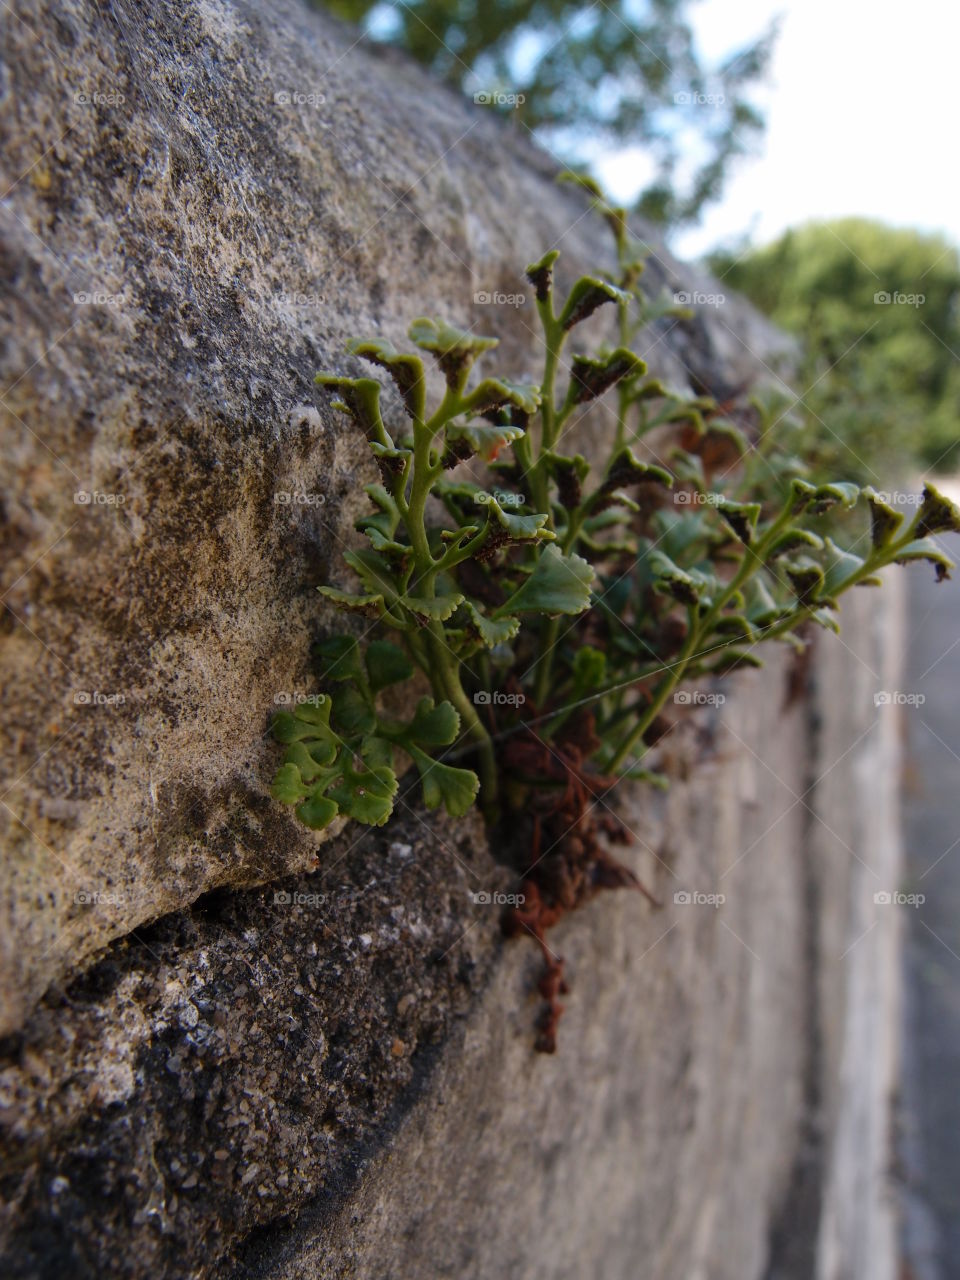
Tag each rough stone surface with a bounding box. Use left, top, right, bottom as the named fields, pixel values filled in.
left=0, top=587, right=905, bottom=1279
left=0, top=0, right=791, bottom=1035
left=0, top=3, right=905, bottom=1278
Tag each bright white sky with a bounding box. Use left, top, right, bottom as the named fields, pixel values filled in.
left=595, top=0, right=960, bottom=261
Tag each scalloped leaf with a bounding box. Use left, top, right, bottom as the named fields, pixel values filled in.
left=462, top=601, right=521, bottom=648
left=316, top=374, right=390, bottom=446
left=894, top=537, right=956, bottom=581
left=401, top=593, right=466, bottom=622
left=295, top=793, right=340, bottom=830
left=862, top=489, right=904, bottom=547
left=767, top=528, right=825, bottom=558
left=559, top=276, right=628, bottom=330
left=647, top=549, right=705, bottom=607
left=365, top=640, right=414, bottom=693
left=404, top=696, right=461, bottom=748
left=463, top=377, right=541, bottom=417
left=443, top=421, right=525, bottom=464
left=327, top=763, right=398, bottom=826
left=525, top=249, right=560, bottom=303
left=315, top=636, right=365, bottom=684
left=406, top=744, right=480, bottom=817
left=569, top=348, right=645, bottom=404
left=318, top=585, right=386, bottom=618
left=716, top=498, right=762, bottom=545
left=347, top=337, right=426, bottom=419
left=408, top=317, right=498, bottom=383
left=497, top=544, right=594, bottom=616
left=914, top=483, right=960, bottom=537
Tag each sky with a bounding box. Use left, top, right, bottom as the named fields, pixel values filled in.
left=595, top=0, right=960, bottom=262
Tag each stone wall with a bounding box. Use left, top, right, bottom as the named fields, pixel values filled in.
left=0, top=2, right=901, bottom=1277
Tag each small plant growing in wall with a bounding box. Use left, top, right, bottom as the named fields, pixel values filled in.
left=272, top=176, right=960, bottom=1049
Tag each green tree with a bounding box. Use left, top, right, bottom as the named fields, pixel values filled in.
left=710, top=220, right=960, bottom=476
left=318, top=0, right=775, bottom=227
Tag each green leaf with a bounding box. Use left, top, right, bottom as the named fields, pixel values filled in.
left=784, top=559, right=827, bottom=605
left=462, top=377, right=541, bottom=417
left=462, top=601, right=520, bottom=648
left=767, top=528, right=825, bottom=558
left=525, top=249, right=560, bottom=303
left=558, top=276, right=628, bottom=330
left=809, top=481, right=860, bottom=514
left=647, top=549, right=705, bottom=607
left=347, top=337, right=426, bottom=420
left=443, top=421, right=525, bottom=464
left=360, top=734, right=395, bottom=770
left=271, top=762, right=309, bottom=805
left=316, top=375, right=390, bottom=446
left=716, top=498, right=762, bottom=545
left=295, top=793, right=340, bottom=830
left=568, top=348, right=646, bottom=403
left=282, top=739, right=338, bottom=780
left=546, top=452, right=590, bottom=509
left=706, top=650, right=764, bottom=675
left=913, top=483, right=960, bottom=537
left=315, top=636, right=365, bottom=684
left=894, top=537, right=956, bottom=581
left=407, top=745, right=480, bottom=818
left=572, top=645, right=607, bottom=692
left=401, top=593, right=465, bottom=622
left=408, top=317, right=498, bottom=383
left=365, top=640, right=414, bottom=693
left=862, top=488, right=904, bottom=547
left=318, top=585, right=385, bottom=619
left=601, top=447, right=673, bottom=494
left=821, top=538, right=867, bottom=596
left=498, top=545, right=594, bottom=616
left=331, top=684, right=376, bottom=736
left=404, top=696, right=461, bottom=747
left=485, top=497, right=553, bottom=542
left=327, top=763, right=398, bottom=826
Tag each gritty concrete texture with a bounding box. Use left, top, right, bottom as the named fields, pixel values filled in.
left=0, top=2, right=907, bottom=1277
left=0, top=0, right=792, bottom=1035
left=0, top=587, right=906, bottom=1280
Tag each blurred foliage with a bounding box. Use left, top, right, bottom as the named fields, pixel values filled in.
left=710, top=220, right=960, bottom=476
left=316, top=0, right=775, bottom=227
